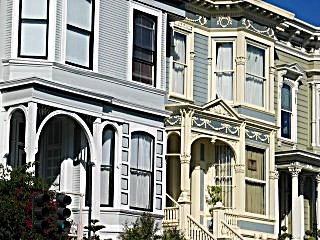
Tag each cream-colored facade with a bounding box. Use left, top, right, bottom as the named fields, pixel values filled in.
left=163, top=0, right=320, bottom=239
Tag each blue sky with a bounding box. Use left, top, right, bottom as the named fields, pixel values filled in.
left=264, top=0, right=320, bottom=27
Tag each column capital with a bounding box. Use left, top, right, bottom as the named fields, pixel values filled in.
left=234, top=164, right=245, bottom=173
left=288, top=166, right=301, bottom=177
left=235, top=56, right=246, bottom=65
left=269, top=170, right=279, bottom=180
left=180, top=154, right=191, bottom=164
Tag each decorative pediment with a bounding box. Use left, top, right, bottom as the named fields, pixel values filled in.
left=277, top=63, right=304, bottom=84
left=201, top=99, right=240, bottom=119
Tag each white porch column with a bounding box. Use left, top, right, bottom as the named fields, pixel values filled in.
left=316, top=174, right=320, bottom=229
left=288, top=166, right=302, bottom=240
left=0, top=107, right=6, bottom=165
left=274, top=170, right=280, bottom=236
left=25, top=102, right=37, bottom=172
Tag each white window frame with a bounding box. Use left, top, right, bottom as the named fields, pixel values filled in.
left=128, top=2, right=162, bottom=89
left=244, top=40, right=269, bottom=109
left=212, top=38, right=236, bottom=102
left=277, top=64, right=303, bottom=144
left=169, top=22, right=193, bottom=100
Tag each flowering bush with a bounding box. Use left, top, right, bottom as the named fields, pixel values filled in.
left=0, top=163, right=68, bottom=239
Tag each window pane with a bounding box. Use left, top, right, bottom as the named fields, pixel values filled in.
left=216, top=43, right=232, bottom=71
left=67, top=0, right=92, bottom=31
left=246, top=181, right=265, bottom=214
left=102, top=128, right=114, bottom=165
left=132, top=61, right=153, bottom=85
left=173, top=33, right=186, bottom=63
left=20, top=22, right=47, bottom=56
left=245, top=147, right=265, bottom=180
left=245, top=75, right=264, bottom=106
left=134, top=15, right=155, bottom=51
left=100, top=169, right=111, bottom=205
left=281, top=111, right=291, bottom=138
left=21, top=0, right=47, bottom=19
left=66, top=29, right=90, bottom=67
left=281, top=84, right=292, bottom=111
left=133, top=47, right=154, bottom=63
left=131, top=133, right=153, bottom=171
left=172, top=62, right=185, bottom=94
left=247, top=45, right=265, bottom=77
left=130, top=171, right=151, bottom=209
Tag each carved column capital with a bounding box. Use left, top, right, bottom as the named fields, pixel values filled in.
left=316, top=174, right=320, bottom=183
left=288, top=166, right=301, bottom=177
left=180, top=154, right=191, bottom=164
left=269, top=170, right=279, bottom=180
left=234, top=164, right=245, bottom=173
left=235, top=56, right=246, bottom=65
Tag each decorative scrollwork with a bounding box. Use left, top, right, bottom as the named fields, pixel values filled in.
left=217, top=16, right=232, bottom=28
left=186, top=15, right=208, bottom=26
left=192, top=117, right=240, bottom=136
left=165, top=116, right=182, bottom=126
left=241, top=18, right=274, bottom=38
left=208, top=105, right=233, bottom=117
left=245, top=129, right=270, bottom=143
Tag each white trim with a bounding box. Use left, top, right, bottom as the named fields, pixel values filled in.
left=11, top=0, right=20, bottom=58
left=47, top=0, right=57, bottom=61
left=128, top=2, right=163, bottom=89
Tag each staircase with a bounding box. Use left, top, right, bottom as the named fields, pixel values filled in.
left=163, top=194, right=244, bottom=240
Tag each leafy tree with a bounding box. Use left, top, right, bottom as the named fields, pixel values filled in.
left=206, top=186, right=222, bottom=208
left=0, top=163, right=68, bottom=240
left=84, top=219, right=105, bottom=240
left=119, top=213, right=185, bottom=240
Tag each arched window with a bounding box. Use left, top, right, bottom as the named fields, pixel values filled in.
left=100, top=126, right=115, bottom=207
left=281, top=83, right=292, bottom=139
left=8, top=110, right=26, bottom=168
left=130, top=132, right=154, bottom=210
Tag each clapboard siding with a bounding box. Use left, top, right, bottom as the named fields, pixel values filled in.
left=193, top=33, right=208, bottom=105
left=98, top=0, right=129, bottom=81
left=161, top=13, right=167, bottom=90
left=55, top=0, right=63, bottom=62
left=4, top=0, right=12, bottom=58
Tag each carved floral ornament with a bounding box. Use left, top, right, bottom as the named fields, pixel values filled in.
left=192, top=117, right=240, bottom=136
left=208, top=105, right=233, bottom=117
left=165, top=115, right=182, bottom=126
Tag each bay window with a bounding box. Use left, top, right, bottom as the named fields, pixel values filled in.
left=132, top=11, right=157, bottom=86
left=281, top=84, right=292, bottom=139
left=245, top=45, right=265, bottom=107
left=66, top=0, right=94, bottom=69
left=215, top=42, right=234, bottom=101
left=18, top=0, right=49, bottom=58
left=245, top=146, right=265, bottom=215
left=172, top=32, right=187, bottom=95
left=100, top=126, right=115, bottom=207
left=130, top=132, right=154, bottom=210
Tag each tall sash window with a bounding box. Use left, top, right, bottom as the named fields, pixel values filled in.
left=245, top=146, right=265, bottom=214
left=172, top=32, right=187, bottom=95
left=245, top=45, right=265, bottom=107
left=18, top=0, right=49, bottom=58
left=66, top=0, right=94, bottom=69
left=215, top=42, right=233, bottom=100
left=281, top=84, right=292, bottom=139
left=130, top=133, right=154, bottom=210
left=132, top=11, right=157, bottom=86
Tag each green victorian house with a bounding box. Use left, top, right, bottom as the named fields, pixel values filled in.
left=162, top=1, right=320, bottom=240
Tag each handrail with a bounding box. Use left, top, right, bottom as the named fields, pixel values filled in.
left=221, top=220, right=245, bottom=240
left=187, top=214, right=217, bottom=240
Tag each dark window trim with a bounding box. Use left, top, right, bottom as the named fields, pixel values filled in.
left=65, top=0, right=95, bottom=70
left=129, top=131, right=154, bottom=211
left=18, top=0, right=49, bottom=59
left=100, top=126, right=115, bottom=207
left=132, top=10, right=157, bottom=87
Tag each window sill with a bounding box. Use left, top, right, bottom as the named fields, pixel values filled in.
left=277, top=137, right=297, bottom=147
left=168, top=93, right=193, bottom=103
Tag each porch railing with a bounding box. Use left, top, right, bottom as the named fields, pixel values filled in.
left=221, top=220, right=245, bottom=240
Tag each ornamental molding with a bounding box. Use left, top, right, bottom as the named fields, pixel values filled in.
left=192, top=117, right=240, bottom=136
left=208, top=105, right=233, bottom=117
left=170, top=21, right=193, bottom=32
left=217, top=16, right=232, bottom=28
left=234, top=164, right=245, bottom=173
left=241, top=18, right=275, bottom=38
left=235, top=56, right=246, bottom=65
left=180, top=154, right=191, bottom=164
left=186, top=15, right=208, bottom=26
left=316, top=174, right=320, bottom=183
left=269, top=170, right=279, bottom=180
left=165, top=115, right=182, bottom=126
left=245, top=129, right=270, bottom=143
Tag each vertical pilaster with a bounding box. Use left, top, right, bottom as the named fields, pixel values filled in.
left=25, top=102, right=37, bottom=172
left=235, top=31, right=246, bottom=104
left=92, top=118, right=102, bottom=220
left=274, top=171, right=280, bottom=236
left=288, top=165, right=301, bottom=240
left=191, top=165, right=200, bottom=221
